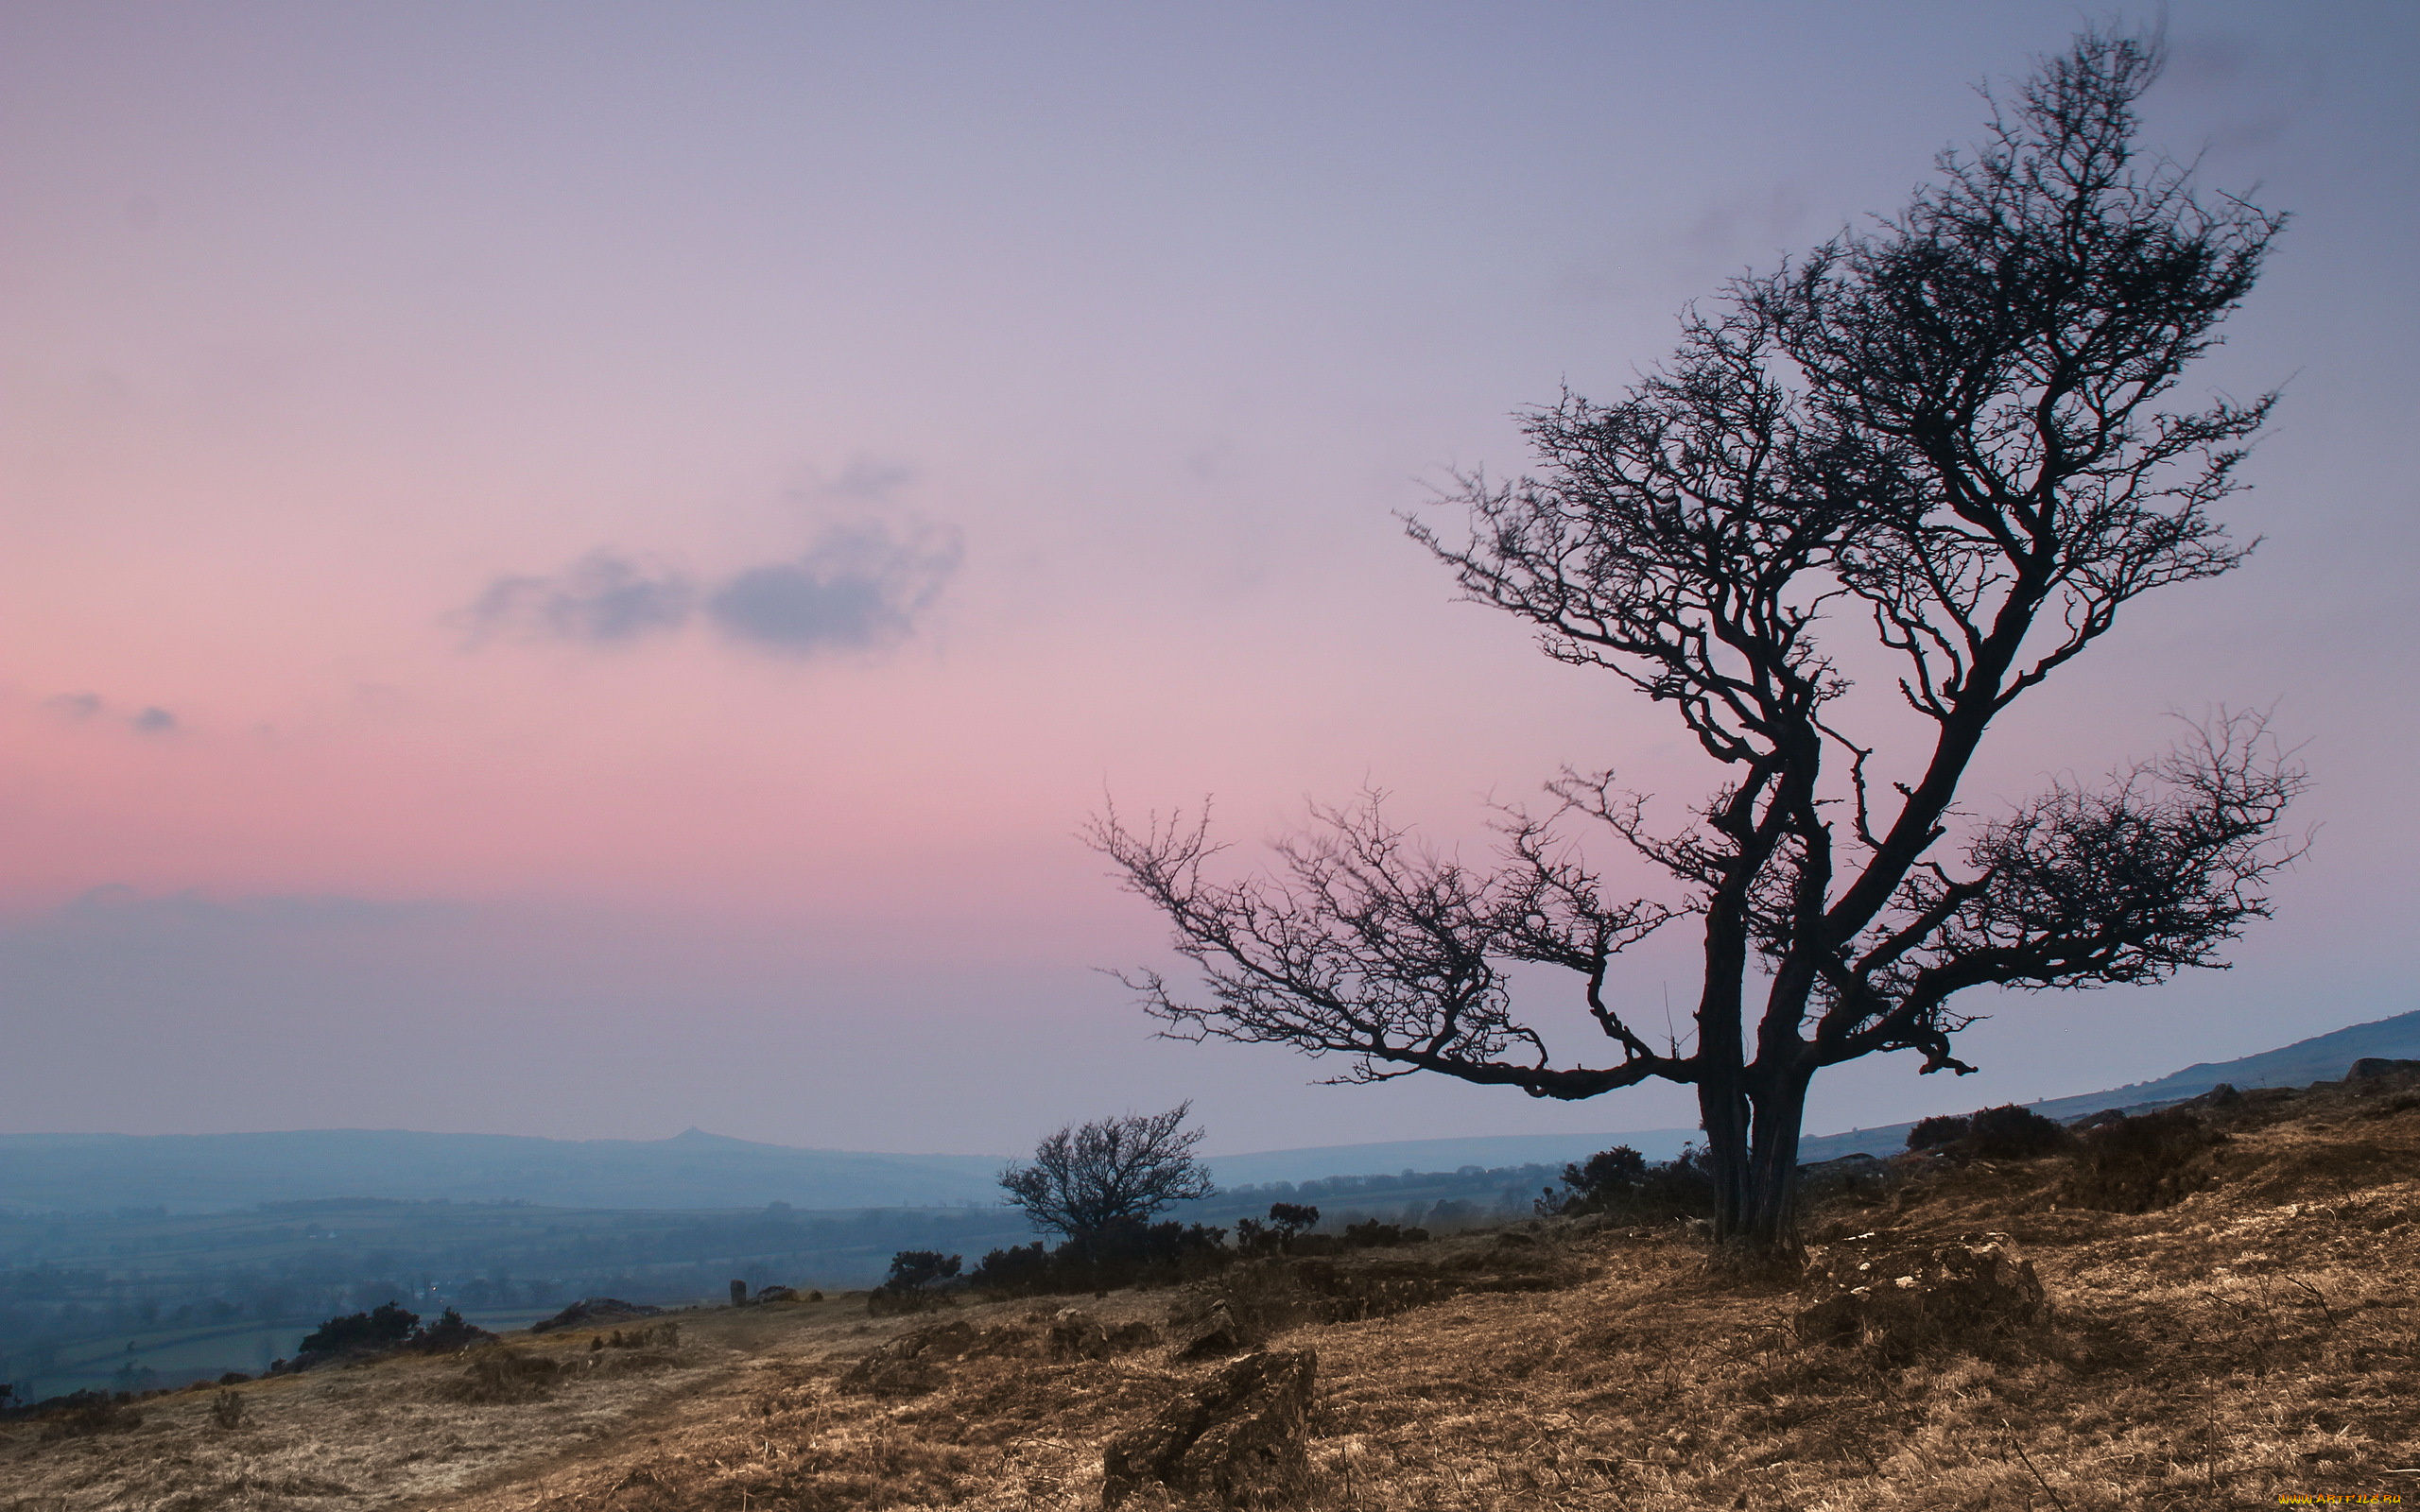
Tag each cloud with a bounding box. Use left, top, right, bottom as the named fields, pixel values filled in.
left=817, top=457, right=916, bottom=503
left=463, top=522, right=960, bottom=658
left=461, top=552, right=696, bottom=646
left=704, top=522, right=961, bottom=655
left=41, top=692, right=180, bottom=734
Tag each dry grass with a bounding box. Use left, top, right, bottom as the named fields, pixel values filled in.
left=6, top=1077, right=2414, bottom=1510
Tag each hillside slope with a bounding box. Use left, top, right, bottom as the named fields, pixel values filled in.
left=1798, top=1006, right=2420, bottom=1162
left=7, top=1068, right=2412, bottom=1510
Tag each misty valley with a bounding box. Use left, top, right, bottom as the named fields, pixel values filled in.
left=0, top=1165, right=1557, bottom=1402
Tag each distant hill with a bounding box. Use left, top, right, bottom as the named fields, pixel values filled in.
left=1797, top=1008, right=2420, bottom=1163
left=0, top=1127, right=1008, bottom=1214
left=8, top=1011, right=2410, bottom=1211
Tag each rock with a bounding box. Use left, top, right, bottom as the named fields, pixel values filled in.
left=1048, top=1308, right=1113, bottom=1361
left=1176, top=1299, right=1246, bottom=1361
left=1796, top=1235, right=2048, bottom=1357
left=1035, top=1309, right=1158, bottom=1360
left=838, top=1320, right=980, bottom=1397
left=529, top=1297, right=663, bottom=1334
left=1108, top=1320, right=1163, bottom=1352
left=2349, top=1057, right=2420, bottom=1080
left=752, top=1285, right=799, bottom=1304
left=1100, top=1349, right=1316, bottom=1509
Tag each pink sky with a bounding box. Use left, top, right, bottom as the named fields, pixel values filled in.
left=4, top=2, right=2414, bottom=1156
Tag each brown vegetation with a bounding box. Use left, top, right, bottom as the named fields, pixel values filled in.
left=3, top=1073, right=2414, bottom=1509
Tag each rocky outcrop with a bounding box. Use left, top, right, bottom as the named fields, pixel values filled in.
left=1043, top=1309, right=1159, bottom=1362
left=1047, top=1307, right=1113, bottom=1361
left=838, top=1320, right=980, bottom=1397
left=530, top=1297, right=664, bottom=1334
left=1100, top=1348, right=1315, bottom=1509
left=1176, top=1299, right=1247, bottom=1361
left=2348, top=1057, right=2420, bottom=1080
left=1796, top=1235, right=2048, bottom=1357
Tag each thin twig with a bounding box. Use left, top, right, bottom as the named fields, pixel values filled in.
left=2282, top=1273, right=2336, bottom=1329
left=2000, top=1420, right=2071, bottom=1512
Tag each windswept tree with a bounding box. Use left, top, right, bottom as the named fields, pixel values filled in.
left=1093, top=33, right=2305, bottom=1254
left=999, top=1103, right=1217, bottom=1247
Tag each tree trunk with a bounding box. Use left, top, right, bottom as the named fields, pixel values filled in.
left=1697, top=1070, right=1749, bottom=1240
left=1696, top=892, right=1754, bottom=1241
left=1702, top=1061, right=1813, bottom=1254
left=1739, top=1070, right=1812, bottom=1252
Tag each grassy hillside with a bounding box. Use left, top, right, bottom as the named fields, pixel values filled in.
left=5, top=1067, right=2411, bottom=1509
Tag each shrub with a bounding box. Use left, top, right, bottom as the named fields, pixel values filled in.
left=870, top=1250, right=963, bottom=1314
left=1340, top=1218, right=1428, bottom=1248
left=1537, top=1143, right=1717, bottom=1222
left=1907, top=1114, right=1973, bottom=1150
left=965, top=1220, right=1230, bottom=1297
left=1962, top=1105, right=2073, bottom=1160
left=294, top=1300, right=494, bottom=1362
left=35, top=1390, right=143, bottom=1440
left=298, top=1300, right=420, bottom=1356
left=1266, top=1202, right=1320, bottom=1237
left=412, top=1306, right=496, bottom=1352
left=1236, top=1203, right=1323, bottom=1256
left=885, top=1250, right=962, bottom=1293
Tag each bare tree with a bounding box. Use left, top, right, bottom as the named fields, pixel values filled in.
left=999, top=1104, right=1217, bottom=1246
left=1093, top=33, right=2306, bottom=1254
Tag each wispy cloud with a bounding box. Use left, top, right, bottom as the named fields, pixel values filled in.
left=814, top=457, right=916, bottom=503
left=460, top=521, right=961, bottom=657
left=462, top=552, right=695, bottom=647
left=43, top=692, right=181, bottom=734
left=705, top=522, right=960, bottom=655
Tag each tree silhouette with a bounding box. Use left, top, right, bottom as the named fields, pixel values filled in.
left=999, top=1104, right=1216, bottom=1246
left=1094, top=32, right=2304, bottom=1253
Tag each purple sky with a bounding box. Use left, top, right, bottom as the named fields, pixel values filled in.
left=3, top=2, right=2413, bottom=1157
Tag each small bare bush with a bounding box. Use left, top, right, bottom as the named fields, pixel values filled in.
left=2063, top=1108, right=2225, bottom=1211
left=439, top=1348, right=562, bottom=1404
left=36, top=1392, right=143, bottom=1440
